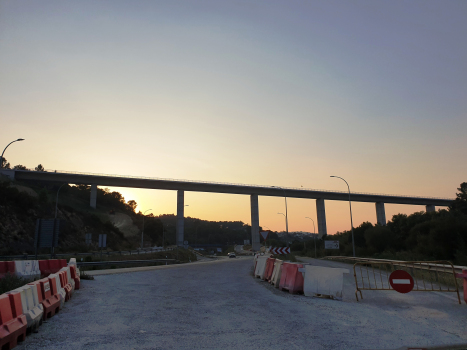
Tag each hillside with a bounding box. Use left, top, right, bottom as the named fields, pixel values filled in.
left=0, top=175, right=264, bottom=255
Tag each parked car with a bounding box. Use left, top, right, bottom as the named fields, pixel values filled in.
left=228, top=252, right=236, bottom=258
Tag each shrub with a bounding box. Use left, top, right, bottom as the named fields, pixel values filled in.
left=0, top=273, right=28, bottom=294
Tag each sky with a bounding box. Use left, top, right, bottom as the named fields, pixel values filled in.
left=1, top=0, right=466, bottom=235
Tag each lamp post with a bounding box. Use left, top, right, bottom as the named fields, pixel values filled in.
left=1, top=138, right=24, bottom=169
left=55, top=184, right=67, bottom=219
left=305, top=217, right=317, bottom=258
left=277, top=212, right=288, bottom=246
left=330, top=176, right=356, bottom=257
left=273, top=186, right=289, bottom=246
left=141, top=209, right=152, bottom=249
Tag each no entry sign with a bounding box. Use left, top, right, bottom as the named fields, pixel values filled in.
left=389, top=270, right=414, bottom=293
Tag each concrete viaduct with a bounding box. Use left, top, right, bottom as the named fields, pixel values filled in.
left=1, top=169, right=453, bottom=251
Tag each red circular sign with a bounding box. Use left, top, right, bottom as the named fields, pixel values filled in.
left=389, top=270, right=414, bottom=293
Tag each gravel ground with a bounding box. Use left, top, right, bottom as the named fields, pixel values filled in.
left=14, top=257, right=467, bottom=350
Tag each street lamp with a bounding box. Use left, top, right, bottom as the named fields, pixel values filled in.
left=305, top=217, right=317, bottom=258
left=55, top=184, right=67, bottom=219
left=141, top=209, right=152, bottom=249
left=273, top=186, right=289, bottom=246
left=1, top=138, right=25, bottom=169
left=330, top=176, right=356, bottom=257
left=277, top=212, right=288, bottom=245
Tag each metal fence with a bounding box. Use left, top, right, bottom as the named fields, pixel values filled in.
left=353, top=260, right=461, bottom=304
left=324, top=256, right=467, bottom=276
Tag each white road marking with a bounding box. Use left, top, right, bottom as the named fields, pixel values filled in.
left=392, top=279, right=411, bottom=284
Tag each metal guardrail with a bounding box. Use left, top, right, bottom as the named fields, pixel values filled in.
left=0, top=248, right=174, bottom=261
left=9, top=168, right=452, bottom=201
left=352, top=260, right=461, bottom=304
left=324, top=256, right=467, bottom=275
left=77, top=259, right=176, bottom=267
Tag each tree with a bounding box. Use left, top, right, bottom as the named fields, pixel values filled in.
left=364, top=226, right=395, bottom=253
left=13, top=164, right=27, bottom=170
left=38, top=188, right=49, bottom=204
left=127, top=200, right=137, bottom=212
left=145, top=219, right=164, bottom=245
left=449, top=182, right=467, bottom=215
left=34, top=164, right=45, bottom=172
left=1, top=157, right=10, bottom=169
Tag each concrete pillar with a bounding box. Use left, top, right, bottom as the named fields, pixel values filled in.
left=316, top=199, right=327, bottom=238
left=90, top=184, right=97, bottom=209
left=176, top=190, right=184, bottom=246
left=426, top=204, right=435, bottom=213
left=250, top=194, right=260, bottom=251
left=375, top=202, right=386, bottom=226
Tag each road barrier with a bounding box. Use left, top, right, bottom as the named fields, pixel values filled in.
left=0, top=293, right=27, bottom=349
left=48, top=274, right=65, bottom=309
left=13, top=261, right=40, bottom=281
left=270, top=259, right=283, bottom=288
left=39, top=260, right=60, bottom=278
left=58, top=272, right=73, bottom=302
left=0, top=258, right=84, bottom=348
left=254, top=256, right=270, bottom=279
left=279, top=262, right=304, bottom=294
left=28, top=279, right=60, bottom=320
left=353, top=261, right=461, bottom=304
left=299, top=265, right=349, bottom=300
left=263, top=258, right=276, bottom=281
left=0, top=261, right=15, bottom=279
left=7, top=285, right=43, bottom=334
left=455, top=269, right=467, bottom=304
left=60, top=267, right=75, bottom=292
left=69, top=265, right=80, bottom=290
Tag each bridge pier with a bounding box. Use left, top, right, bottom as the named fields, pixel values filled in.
left=316, top=199, right=327, bottom=238
left=426, top=204, right=435, bottom=213
left=90, top=184, right=97, bottom=209
left=375, top=202, right=386, bottom=225
left=250, top=194, right=260, bottom=251
left=176, top=190, right=184, bottom=246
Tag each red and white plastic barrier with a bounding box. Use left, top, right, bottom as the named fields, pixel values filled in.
left=0, top=293, right=27, bottom=349
left=69, top=265, right=80, bottom=290
left=60, top=267, right=75, bottom=292
left=58, top=271, right=73, bottom=302
left=279, top=262, right=305, bottom=294
left=14, top=261, right=40, bottom=281
left=28, top=278, right=61, bottom=321
left=254, top=256, right=270, bottom=279
left=0, top=261, right=15, bottom=279
left=455, top=269, right=467, bottom=304
left=48, top=274, right=66, bottom=309
left=299, top=265, right=349, bottom=300
left=0, top=258, right=82, bottom=348
left=270, top=259, right=283, bottom=288
left=7, top=285, right=43, bottom=333
left=263, top=258, right=276, bottom=282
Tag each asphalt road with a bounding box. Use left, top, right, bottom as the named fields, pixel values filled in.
left=15, top=257, right=467, bottom=350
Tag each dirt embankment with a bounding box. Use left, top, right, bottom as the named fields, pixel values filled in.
left=106, top=212, right=139, bottom=238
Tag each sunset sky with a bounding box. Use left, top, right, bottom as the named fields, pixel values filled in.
left=1, top=0, right=466, bottom=235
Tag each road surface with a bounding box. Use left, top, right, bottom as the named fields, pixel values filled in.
left=16, top=257, right=467, bottom=350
